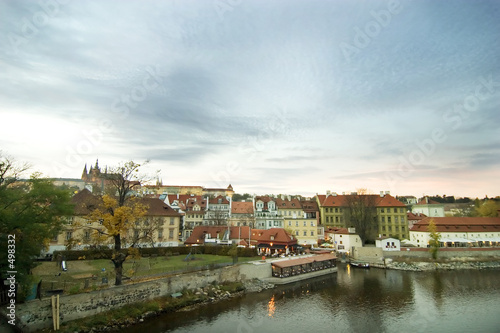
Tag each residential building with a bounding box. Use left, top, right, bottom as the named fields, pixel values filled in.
left=409, top=217, right=500, bottom=248
left=407, top=212, right=427, bottom=230
left=184, top=226, right=251, bottom=246
left=277, top=197, right=318, bottom=246
left=230, top=201, right=255, bottom=227
left=412, top=197, right=445, bottom=217
left=252, top=228, right=298, bottom=255
left=182, top=196, right=207, bottom=240
left=51, top=189, right=182, bottom=252
left=376, top=237, right=401, bottom=251
left=324, top=227, right=362, bottom=254
left=204, top=195, right=231, bottom=225
left=254, top=196, right=283, bottom=229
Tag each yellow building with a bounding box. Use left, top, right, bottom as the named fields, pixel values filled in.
left=277, top=197, right=317, bottom=246
left=49, top=190, right=182, bottom=253
left=316, top=192, right=408, bottom=240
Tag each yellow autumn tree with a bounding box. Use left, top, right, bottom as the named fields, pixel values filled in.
left=73, top=160, right=155, bottom=285
left=427, top=219, right=441, bottom=260
left=87, top=194, right=148, bottom=285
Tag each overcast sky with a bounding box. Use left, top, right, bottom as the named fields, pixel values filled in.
left=1, top=0, right=499, bottom=198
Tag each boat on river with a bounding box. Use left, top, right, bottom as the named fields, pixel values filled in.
left=350, top=261, right=370, bottom=268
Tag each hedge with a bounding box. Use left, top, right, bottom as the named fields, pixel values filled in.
left=53, top=245, right=257, bottom=261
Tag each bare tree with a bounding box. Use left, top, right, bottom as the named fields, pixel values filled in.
left=342, top=189, right=378, bottom=244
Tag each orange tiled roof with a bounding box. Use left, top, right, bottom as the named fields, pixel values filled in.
left=231, top=201, right=254, bottom=214
left=415, top=197, right=442, bottom=205
left=276, top=198, right=302, bottom=209
left=319, top=194, right=406, bottom=208
left=407, top=212, right=427, bottom=220
left=184, top=226, right=252, bottom=244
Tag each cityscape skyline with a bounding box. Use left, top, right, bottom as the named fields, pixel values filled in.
left=1, top=0, right=499, bottom=199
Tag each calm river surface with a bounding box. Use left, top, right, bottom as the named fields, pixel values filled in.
left=120, top=264, right=500, bottom=333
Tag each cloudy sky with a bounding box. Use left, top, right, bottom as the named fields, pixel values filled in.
left=1, top=0, right=499, bottom=198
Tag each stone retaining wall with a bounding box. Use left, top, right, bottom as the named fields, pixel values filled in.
left=5, top=265, right=242, bottom=332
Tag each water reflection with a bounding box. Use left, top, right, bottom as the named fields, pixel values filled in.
left=117, top=265, right=500, bottom=333
left=268, top=295, right=275, bottom=318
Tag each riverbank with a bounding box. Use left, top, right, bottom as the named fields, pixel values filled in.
left=34, top=280, right=273, bottom=333
left=385, top=259, right=500, bottom=271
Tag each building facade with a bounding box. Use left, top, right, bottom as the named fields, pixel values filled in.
left=316, top=192, right=408, bottom=240
left=409, top=217, right=500, bottom=247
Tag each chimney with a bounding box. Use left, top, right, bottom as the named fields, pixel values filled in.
left=380, top=191, right=384, bottom=197
left=326, top=190, right=331, bottom=195
left=333, top=192, right=337, bottom=196
left=385, top=191, right=390, bottom=195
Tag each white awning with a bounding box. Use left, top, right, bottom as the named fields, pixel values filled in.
left=439, top=237, right=473, bottom=243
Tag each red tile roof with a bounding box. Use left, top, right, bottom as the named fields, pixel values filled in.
left=318, top=194, right=406, bottom=208
left=184, top=226, right=252, bottom=244
left=415, top=197, right=442, bottom=205
left=276, top=198, right=302, bottom=209
left=410, top=217, right=500, bottom=233
left=139, top=198, right=182, bottom=216
left=231, top=201, right=254, bottom=214
left=407, top=212, right=427, bottom=220
left=300, top=200, right=319, bottom=212
left=209, top=195, right=230, bottom=204
left=251, top=228, right=297, bottom=245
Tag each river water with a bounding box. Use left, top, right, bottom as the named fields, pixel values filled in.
left=111, top=264, right=500, bottom=333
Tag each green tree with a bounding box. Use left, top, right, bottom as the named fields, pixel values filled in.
left=0, top=154, right=73, bottom=299
left=475, top=200, right=500, bottom=217
left=427, top=219, right=441, bottom=260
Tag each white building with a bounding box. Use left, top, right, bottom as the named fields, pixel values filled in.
left=254, top=196, right=283, bottom=229
left=409, top=217, right=500, bottom=248
left=376, top=237, right=401, bottom=251
left=412, top=197, right=445, bottom=217
left=325, top=227, right=362, bottom=254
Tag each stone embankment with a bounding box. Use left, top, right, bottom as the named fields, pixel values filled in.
left=385, top=260, right=500, bottom=272
left=43, top=280, right=273, bottom=333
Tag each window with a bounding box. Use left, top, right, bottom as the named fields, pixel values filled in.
left=134, top=230, right=140, bottom=238
left=170, top=217, right=175, bottom=225
left=400, top=208, right=404, bottom=213
left=382, top=226, right=386, bottom=231
left=382, top=217, right=385, bottom=223
left=395, top=216, right=399, bottom=223
left=335, top=208, right=338, bottom=213
left=394, top=208, right=397, bottom=213
left=303, top=231, right=307, bottom=236
left=169, top=229, right=174, bottom=239
left=296, top=221, right=299, bottom=227
left=310, top=221, right=314, bottom=226
left=381, top=208, right=385, bottom=213
left=66, top=231, right=72, bottom=240
left=388, top=226, right=392, bottom=231
left=295, top=231, right=299, bottom=236
left=310, top=231, right=314, bottom=236
left=274, top=221, right=279, bottom=226
left=288, top=221, right=292, bottom=226
left=388, top=217, right=392, bottom=223
left=303, top=221, right=306, bottom=226
left=335, top=216, right=339, bottom=223
left=84, top=230, right=91, bottom=241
